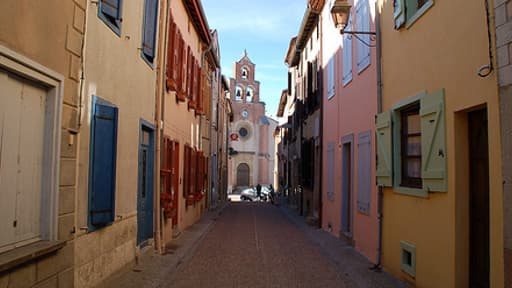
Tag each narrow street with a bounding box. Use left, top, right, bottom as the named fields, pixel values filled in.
left=99, top=200, right=407, bottom=288
left=170, top=202, right=346, bottom=287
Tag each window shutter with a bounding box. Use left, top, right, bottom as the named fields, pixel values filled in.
left=357, top=131, right=372, bottom=214
left=180, top=42, right=188, bottom=100
left=89, top=100, right=118, bottom=227
left=190, top=149, right=196, bottom=195
left=166, top=20, right=176, bottom=90
left=197, top=65, right=203, bottom=114
left=327, top=142, right=335, bottom=200
left=420, top=89, right=447, bottom=192
left=356, top=0, right=370, bottom=72
left=327, top=58, right=335, bottom=98
left=342, top=16, right=353, bottom=85
left=101, top=0, right=122, bottom=20
left=142, top=0, right=158, bottom=60
left=187, top=49, right=193, bottom=100
left=376, top=111, right=393, bottom=187
left=183, top=145, right=189, bottom=197
left=394, top=0, right=406, bottom=29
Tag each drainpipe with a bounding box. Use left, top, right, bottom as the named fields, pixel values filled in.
left=154, top=0, right=171, bottom=254
left=375, top=3, right=383, bottom=269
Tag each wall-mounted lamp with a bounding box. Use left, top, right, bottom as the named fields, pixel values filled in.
left=331, top=0, right=376, bottom=46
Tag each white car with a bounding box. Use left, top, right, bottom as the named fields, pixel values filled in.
left=240, top=186, right=271, bottom=201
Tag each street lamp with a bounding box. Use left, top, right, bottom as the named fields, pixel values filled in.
left=330, top=0, right=376, bottom=36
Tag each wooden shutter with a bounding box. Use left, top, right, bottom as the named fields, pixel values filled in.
left=101, top=0, right=122, bottom=19
left=166, top=20, right=176, bottom=91
left=327, top=58, right=335, bottom=98
left=190, top=148, right=196, bottom=196
left=197, top=64, right=203, bottom=114
left=142, top=0, right=158, bottom=60
left=376, top=111, right=393, bottom=187
left=183, top=145, right=189, bottom=197
left=394, top=0, right=406, bottom=29
left=172, top=141, right=180, bottom=224
left=187, top=49, right=193, bottom=100
left=357, top=131, right=372, bottom=214
left=89, top=100, right=118, bottom=227
left=188, top=58, right=197, bottom=110
left=420, top=89, right=447, bottom=192
left=327, top=142, right=335, bottom=200
left=342, top=16, right=352, bottom=85
left=179, top=42, right=188, bottom=101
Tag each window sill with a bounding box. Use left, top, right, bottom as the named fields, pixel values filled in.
left=0, top=240, right=66, bottom=273
left=394, top=186, right=428, bottom=198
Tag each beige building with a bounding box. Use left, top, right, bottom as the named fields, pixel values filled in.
left=74, top=0, right=159, bottom=286
left=0, top=0, right=85, bottom=287
left=228, top=52, right=277, bottom=191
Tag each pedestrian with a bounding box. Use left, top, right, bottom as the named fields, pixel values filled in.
left=256, top=183, right=261, bottom=201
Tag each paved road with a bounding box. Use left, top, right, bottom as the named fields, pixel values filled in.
left=169, top=202, right=349, bottom=288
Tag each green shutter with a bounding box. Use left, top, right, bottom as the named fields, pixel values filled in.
left=420, top=89, right=447, bottom=192
left=393, top=0, right=405, bottom=29
left=376, top=111, right=393, bottom=187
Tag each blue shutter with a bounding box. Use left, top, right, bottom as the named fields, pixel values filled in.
left=89, top=98, right=118, bottom=228
left=357, top=131, right=372, bottom=214
left=101, top=0, right=121, bottom=19
left=142, top=0, right=158, bottom=60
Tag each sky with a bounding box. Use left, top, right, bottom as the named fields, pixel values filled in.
left=201, top=0, right=307, bottom=120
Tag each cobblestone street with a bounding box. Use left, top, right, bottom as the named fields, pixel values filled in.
left=99, top=200, right=407, bottom=288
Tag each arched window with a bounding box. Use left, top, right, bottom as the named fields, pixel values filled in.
left=242, top=67, right=248, bottom=79
left=246, top=87, right=253, bottom=102
left=235, top=86, right=242, bottom=101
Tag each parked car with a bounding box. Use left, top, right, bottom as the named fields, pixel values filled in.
left=240, top=186, right=272, bottom=201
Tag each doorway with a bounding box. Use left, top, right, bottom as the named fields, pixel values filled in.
left=341, top=135, right=353, bottom=237
left=237, top=163, right=250, bottom=187
left=468, top=108, right=489, bottom=288
left=137, top=122, right=154, bottom=246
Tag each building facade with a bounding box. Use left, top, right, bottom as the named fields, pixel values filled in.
left=376, top=0, right=503, bottom=286
left=284, top=1, right=324, bottom=224
left=320, top=0, right=379, bottom=263
left=75, top=0, right=159, bottom=286
left=228, top=52, right=276, bottom=191
left=0, top=1, right=85, bottom=287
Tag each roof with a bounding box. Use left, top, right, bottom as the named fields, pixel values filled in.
left=277, top=89, right=288, bottom=117
left=289, top=0, right=325, bottom=67
left=182, top=0, right=211, bottom=45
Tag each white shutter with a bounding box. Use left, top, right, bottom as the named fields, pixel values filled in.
left=0, top=70, right=45, bottom=252
left=342, top=16, right=353, bottom=86
left=356, top=0, right=371, bottom=73
left=328, top=58, right=335, bottom=99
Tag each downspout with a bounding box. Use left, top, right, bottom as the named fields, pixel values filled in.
left=201, top=41, right=214, bottom=210
left=154, top=0, right=171, bottom=254
left=375, top=2, right=383, bottom=269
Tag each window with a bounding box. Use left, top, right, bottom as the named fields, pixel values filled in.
left=357, top=131, right=371, bottom=214
left=327, top=57, right=335, bottom=99
left=246, top=87, right=253, bottom=102
left=356, top=0, right=370, bottom=73
left=327, top=142, right=335, bottom=200
left=239, top=127, right=248, bottom=138
left=394, top=0, right=434, bottom=29
left=400, top=241, right=416, bottom=277
left=99, top=0, right=123, bottom=36
left=141, top=0, right=158, bottom=65
left=400, top=104, right=421, bottom=188
left=166, top=19, right=177, bottom=91
left=242, top=67, right=248, bottom=79
left=235, top=86, right=242, bottom=101
left=376, top=89, right=447, bottom=197
left=88, top=97, right=118, bottom=230
left=0, top=64, right=61, bottom=253
left=342, top=16, right=353, bottom=86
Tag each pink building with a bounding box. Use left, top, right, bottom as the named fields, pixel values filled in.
left=321, top=0, right=379, bottom=263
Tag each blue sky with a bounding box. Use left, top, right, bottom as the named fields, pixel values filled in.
left=201, top=0, right=306, bottom=119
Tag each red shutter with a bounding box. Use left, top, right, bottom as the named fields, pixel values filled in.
left=171, top=141, right=180, bottom=225
left=187, top=48, right=193, bottom=99
left=178, top=41, right=188, bottom=101
left=166, top=20, right=176, bottom=91
left=176, top=35, right=186, bottom=102
left=197, top=65, right=203, bottom=114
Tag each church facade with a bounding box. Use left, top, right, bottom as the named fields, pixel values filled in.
left=228, top=52, right=277, bottom=191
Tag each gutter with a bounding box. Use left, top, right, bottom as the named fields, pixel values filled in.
left=375, top=2, right=383, bottom=269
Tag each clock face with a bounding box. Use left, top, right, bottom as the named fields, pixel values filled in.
left=241, top=109, right=249, bottom=118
